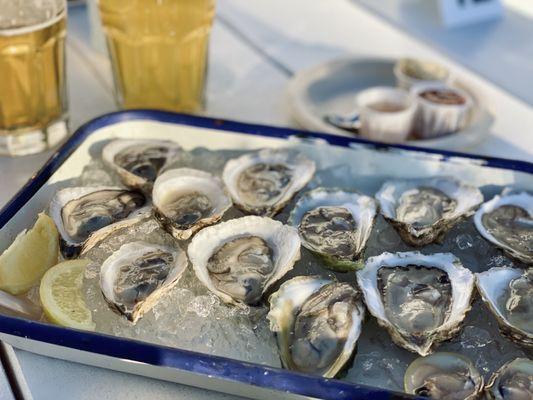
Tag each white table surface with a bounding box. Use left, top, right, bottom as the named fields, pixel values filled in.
left=0, top=373, right=13, bottom=400
left=1, top=1, right=532, bottom=399
left=0, top=345, right=15, bottom=400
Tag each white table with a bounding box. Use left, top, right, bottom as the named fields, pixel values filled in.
left=0, top=344, right=15, bottom=400
left=1, top=1, right=532, bottom=399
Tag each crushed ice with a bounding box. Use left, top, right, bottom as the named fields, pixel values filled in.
left=72, top=145, right=531, bottom=392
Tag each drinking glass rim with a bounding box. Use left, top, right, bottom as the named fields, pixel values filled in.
left=0, top=3, right=66, bottom=37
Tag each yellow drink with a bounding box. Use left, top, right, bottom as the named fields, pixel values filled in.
left=0, top=4, right=67, bottom=156
left=98, top=0, right=215, bottom=113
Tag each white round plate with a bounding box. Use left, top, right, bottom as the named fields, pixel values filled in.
left=287, top=57, right=494, bottom=151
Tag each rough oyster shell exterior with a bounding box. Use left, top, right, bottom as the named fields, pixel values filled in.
left=357, top=251, right=475, bottom=356
left=188, top=216, right=300, bottom=306
left=376, top=177, right=483, bottom=246
left=288, top=187, right=377, bottom=271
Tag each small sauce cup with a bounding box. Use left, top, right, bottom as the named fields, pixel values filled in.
left=355, top=87, right=416, bottom=143
left=394, top=58, right=450, bottom=90
left=411, top=83, right=473, bottom=139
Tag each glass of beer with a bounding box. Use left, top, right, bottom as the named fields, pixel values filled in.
left=0, top=0, right=68, bottom=156
left=98, top=0, right=216, bottom=113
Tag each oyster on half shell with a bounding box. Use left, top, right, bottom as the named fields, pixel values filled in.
left=100, top=241, right=187, bottom=323
left=288, top=188, right=377, bottom=271
left=484, top=358, right=532, bottom=400
left=50, top=186, right=146, bottom=257
left=267, top=276, right=364, bottom=378
left=474, top=191, right=532, bottom=264
left=376, top=177, right=483, bottom=246
left=188, top=216, right=300, bottom=306
left=152, top=168, right=232, bottom=240
left=404, top=352, right=484, bottom=400
left=80, top=207, right=153, bottom=256
left=222, top=149, right=315, bottom=216
left=357, top=252, right=474, bottom=356
left=102, top=139, right=182, bottom=193
left=476, top=267, right=532, bottom=347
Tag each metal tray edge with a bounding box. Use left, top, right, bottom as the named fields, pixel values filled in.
left=0, top=110, right=530, bottom=399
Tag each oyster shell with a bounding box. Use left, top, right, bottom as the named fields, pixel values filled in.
left=152, top=168, right=232, bottom=240
left=484, top=358, right=532, bottom=400
left=50, top=186, right=146, bottom=257
left=100, top=241, right=187, bottom=323
left=0, top=289, right=41, bottom=320
left=404, top=352, right=484, bottom=400
left=376, top=177, right=483, bottom=246
left=222, top=149, right=315, bottom=216
left=288, top=188, right=377, bottom=271
left=267, top=276, right=364, bottom=378
left=476, top=267, right=532, bottom=347
left=474, top=191, right=532, bottom=264
left=188, top=216, right=300, bottom=306
left=102, top=139, right=182, bottom=192
left=357, top=251, right=474, bottom=356
left=80, top=207, right=153, bottom=255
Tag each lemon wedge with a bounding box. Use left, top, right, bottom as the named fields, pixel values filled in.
left=0, top=213, right=59, bottom=295
left=40, top=259, right=95, bottom=331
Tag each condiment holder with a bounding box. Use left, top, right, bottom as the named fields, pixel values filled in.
left=287, top=57, right=494, bottom=150
left=355, top=87, right=416, bottom=143
left=323, top=58, right=476, bottom=143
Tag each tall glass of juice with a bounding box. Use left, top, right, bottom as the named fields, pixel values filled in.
left=0, top=0, right=68, bottom=156
left=98, top=0, right=216, bottom=113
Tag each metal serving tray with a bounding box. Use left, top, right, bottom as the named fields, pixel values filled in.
left=0, top=111, right=531, bottom=400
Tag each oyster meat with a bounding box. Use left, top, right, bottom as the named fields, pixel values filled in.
left=100, top=241, right=187, bottom=323
left=404, top=352, right=483, bottom=400
left=188, top=216, right=300, bottom=306
left=474, top=191, right=532, bottom=264
left=376, top=177, right=483, bottom=246
left=267, top=276, right=364, bottom=378
left=50, top=186, right=146, bottom=257
left=476, top=267, right=532, bottom=347
left=484, top=358, right=532, bottom=400
left=288, top=188, right=377, bottom=271
left=357, top=251, right=474, bottom=356
left=102, top=139, right=182, bottom=192
left=152, top=168, right=232, bottom=240
left=222, top=149, right=315, bottom=216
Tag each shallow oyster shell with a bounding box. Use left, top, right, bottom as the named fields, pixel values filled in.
left=222, top=148, right=315, bottom=216
left=474, top=191, right=532, bottom=264
left=376, top=177, right=483, bottom=246
left=100, top=241, right=187, bottom=323
left=50, top=186, right=146, bottom=257
left=152, top=168, right=232, bottom=240
left=404, top=352, right=483, bottom=400
left=484, top=358, right=532, bottom=400
left=102, top=139, right=182, bottom=193
left=188, top=216, right=300, bottom=306
left=267, top=276, right=365, bottom=378
left=288, top=187, right=377, bottom=271
left=80, top=207, right=153, bottom=255
left=357, top=251, right=474, bottom=356
left=475, top=267, right=532, bottom=347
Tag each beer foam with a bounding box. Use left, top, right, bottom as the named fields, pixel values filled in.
left=0, top=0, right=65, bottom=35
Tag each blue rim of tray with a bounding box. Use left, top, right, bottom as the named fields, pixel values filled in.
left=0, top=110, right=531, bottom=400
